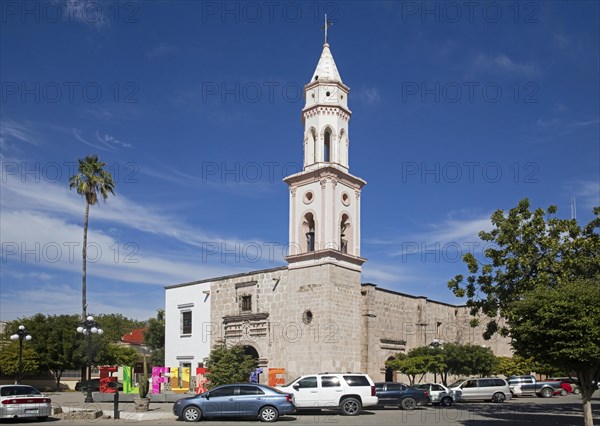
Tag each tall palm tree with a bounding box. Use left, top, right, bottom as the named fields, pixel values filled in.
left=69, top=155, right=115, bottom=320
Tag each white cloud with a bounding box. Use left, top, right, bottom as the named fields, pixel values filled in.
left=355, top=86, right=381, bottom=105
left=0, top=120, right=41, bottom=146
left=472, top=53, right=537, bottom=76
left=366, top=215, right=493, bottom=259
left=96, top=131, right=133, bottom=148
left=72, top=128, right=113, bottom=151
left=62, top=0, right=108, bottom=29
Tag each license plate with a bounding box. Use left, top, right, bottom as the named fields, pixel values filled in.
left=25, top=409, right=39, bottom=413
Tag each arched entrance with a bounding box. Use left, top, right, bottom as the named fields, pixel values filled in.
left=385, top=356, right=396, bottom=382
left=243, top=345, right=261, bottom=383
left=243, top=345, right=259, bottom=360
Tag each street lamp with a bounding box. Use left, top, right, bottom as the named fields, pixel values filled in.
left=77, top=316, right=104, bottom=403
left=10, top=325, right=32, bottom=385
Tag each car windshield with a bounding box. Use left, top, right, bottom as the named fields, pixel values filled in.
left=448, top=380, right=465, bottom=388
left=282, top=377, right=300, bottom=388
left=1, top=386, right=41, bottom=397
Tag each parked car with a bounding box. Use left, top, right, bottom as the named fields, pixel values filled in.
left=75, top=378, right=123, bottom=392
left=173, top=383, right=295, bottom=422
left=278, top=373, right=378, bottom=415
left=448, top=378, right=511, bottom=403
left=374, top=382, right=429, bottom=410
left=548, top=377, right=581, bottom=395
left=507, top=375, right=562, bottom=398
left=414, top=383, right=461, bottom=406
left=0, top=385, right=52, bottom=421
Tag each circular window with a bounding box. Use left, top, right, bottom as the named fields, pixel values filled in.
left=302, top=310, right=313, bottom=325
left=314, top=75, right=319, bottom=81
left=341, top=192, right=351, bottom=206
left=303, top=191, right=314, bottom=204
left=326, top=91, right=331, bottom=97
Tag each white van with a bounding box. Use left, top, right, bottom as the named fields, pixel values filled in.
left=448, top=378, right=511, bottom=403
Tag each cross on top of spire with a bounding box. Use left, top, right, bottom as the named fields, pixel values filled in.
left=322, top=14, right=333, bottom=44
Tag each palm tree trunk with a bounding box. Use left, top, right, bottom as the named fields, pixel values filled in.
left=82, top=201, right=89, bottom=321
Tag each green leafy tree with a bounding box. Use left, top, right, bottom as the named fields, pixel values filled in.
left=448, top=199, right=599, bottom=426
left=103, top=344, right=140, bottom=368
left=0, top=342, right=40, bottom=381
left=144, top=310, right=165, bottom=367
left=495, top=356, right=534, bottom=377
left=204, top=343, right=257, bottom=389
left=5, top=314, right=84, bottom=389
left=96, top=314, right=145, bottom=343
left=69, top=154, right=116, bottom=320
left=511, top=277, right=600, bottom=426
left=386, top=349, right=445, bottom=385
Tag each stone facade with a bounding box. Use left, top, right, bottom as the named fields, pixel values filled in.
left=165, top=263, right=512, bottom=383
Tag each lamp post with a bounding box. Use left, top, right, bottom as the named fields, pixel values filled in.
left=10, top=325, right=32, bottom=385
left=77, top=316, right=103, bottom=403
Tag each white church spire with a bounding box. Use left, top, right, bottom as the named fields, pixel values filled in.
left=310, top=43, right=343, bottom=84
left=284, top=30, right=366, bottom=270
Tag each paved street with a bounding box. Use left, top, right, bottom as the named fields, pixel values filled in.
left=1, top=392, right=599, bottom=425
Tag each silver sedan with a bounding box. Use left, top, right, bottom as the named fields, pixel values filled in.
left=0, top=385, right=52, bottom=421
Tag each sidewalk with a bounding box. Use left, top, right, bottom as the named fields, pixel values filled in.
left=46, top=391, right=177, bottom=422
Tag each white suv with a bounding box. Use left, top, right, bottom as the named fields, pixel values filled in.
left=278, top=373, right=378, bottom=415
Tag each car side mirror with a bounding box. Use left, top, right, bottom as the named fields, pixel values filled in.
left=204, top=393, right=210, bottom=400
left=293, top=384, right=300, bottom=391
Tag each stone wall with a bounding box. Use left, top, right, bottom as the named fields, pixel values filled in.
left=361, top=284, right=512, bottom=381
left=204, top=266, right=512, bottom=385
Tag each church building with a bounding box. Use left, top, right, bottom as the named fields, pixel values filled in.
left=164, top=39, right=512, bottom=385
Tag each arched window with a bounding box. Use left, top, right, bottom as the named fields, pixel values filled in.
left=324, top=128, right=331, bottom=162
left=302, top=213, right=316, bottom=252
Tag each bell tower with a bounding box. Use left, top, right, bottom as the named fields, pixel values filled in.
left=284, top=36, right=366, bottom=271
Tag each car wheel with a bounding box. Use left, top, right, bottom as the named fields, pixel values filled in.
left=560, top=389, right=567, bottom=396
left=573, top=387, right=580, bottom=395
left=182, top=406, right=202, bottom=422
left=401, top=397, right=417, bottom=410
left=259, top=406, right=279, bottom=422
left=492, top=392, right=506, bottom=403
left=340, top=397, right=361, bottom=416
left=440, top=396, right=453, bottom=407
left=541, top=388, right=553, bottom=398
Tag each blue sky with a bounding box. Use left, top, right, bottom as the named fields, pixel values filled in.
left=1, top=0, right=598, bottom=321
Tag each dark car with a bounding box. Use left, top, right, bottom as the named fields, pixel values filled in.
left=374, top=382, right=429, bottom=410
left=75, top=379, right=123, bottom=392
left=173, top=383, right=295, bottom=422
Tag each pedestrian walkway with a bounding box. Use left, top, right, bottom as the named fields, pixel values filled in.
left=46, top=391, right=176, bottom=421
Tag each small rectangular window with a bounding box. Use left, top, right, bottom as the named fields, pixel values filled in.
left=241, top=295, right=252, bottom=312
left=181, top=311, right=192, bottom=335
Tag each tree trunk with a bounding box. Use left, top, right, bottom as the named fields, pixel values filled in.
left=578, top=372, right=596, bottom=426
left=82, top=202, right=89, bottom=320
left=54, top=370, right=62, bottom=391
